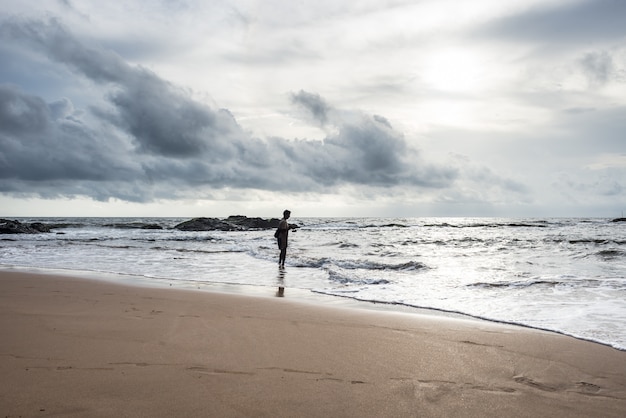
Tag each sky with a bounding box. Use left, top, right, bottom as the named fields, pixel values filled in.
left=0, top=0, right=625, bottom=218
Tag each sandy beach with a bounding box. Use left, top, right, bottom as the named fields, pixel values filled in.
left=1, top=271, right=625, bottom=417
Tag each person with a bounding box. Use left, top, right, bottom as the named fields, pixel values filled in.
left=277, top=209, right=292, bottom=267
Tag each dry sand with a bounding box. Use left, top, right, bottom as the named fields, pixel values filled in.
left=1, top=270, right=625, bottom=417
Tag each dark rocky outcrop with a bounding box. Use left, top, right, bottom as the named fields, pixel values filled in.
left=174, top=218, right=239, bottom=231
left=225, top=215, right=281, bottom=229
left=174, top=216, right=288, bottom=231
left=141, top=224, right=164, bottom=230
left=0, top=219, right=51, bottom=234
left=611, top=218, right=626, bottom=223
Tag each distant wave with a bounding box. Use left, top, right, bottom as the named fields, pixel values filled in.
left=362, top=223, right=409, bottom=229
left=356, top=221, right=549, bottom=229
left=422, top=221, right=550, bottom=228
left=545, top=237, right=626, bottom=245
left=103, top=222, right=164, bottom=230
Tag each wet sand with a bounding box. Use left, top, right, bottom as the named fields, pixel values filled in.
left=1, top=270, right=625, bottom=417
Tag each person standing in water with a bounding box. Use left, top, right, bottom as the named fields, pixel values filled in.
left=277, top=209, right=292, bottom=268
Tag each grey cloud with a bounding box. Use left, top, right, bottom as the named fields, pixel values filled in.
left=564, top=107, right=596, bottom=115
left=2, top=18, right=244, bottom=159
left=372, top=115, right=392, bottom=129
left=553, top=168, right=625, bottom=200
left=95, top=82, right=244, bottom=158
left=476, top=0, right=626, bottom=44
left=289, top=90, right=455, bottom=187
left=0, top=17, right=457, bottom=203
left=319, top=117, right=407, bottom=183
left=557, top=106, right=626, bottom=156
left=447, top=153, right=529, bottom=196
left=579, top=51, right=614, bottom=86
left=466, top=165, right=528, bottom=195
left=1, top=18, right=125, bottom=84
left=48, top=97, right=74, bottom=119
left=0, top=84, right=49, bottom=134
left=290, top=90, right=331, bottom=126
left=0, top=85, right=138, bottom=185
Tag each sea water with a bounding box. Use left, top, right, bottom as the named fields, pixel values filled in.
left=1, top=217, right=625, bottom=350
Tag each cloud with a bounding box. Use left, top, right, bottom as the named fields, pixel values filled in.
left=0, top=17, right=458, bottom=203
left=0, top=84, right=137, bottom=183
left=579, top=51, right=614, bottom=86
left=475, top=0, right=626, bottom=45
left=291, top=90, right=331, bottom=127
left=2, top=17, right=246, bottom=158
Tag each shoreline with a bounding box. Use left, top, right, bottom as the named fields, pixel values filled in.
left=3, top=265, right=624, bottom=352
left=1, top=270, right=626, bottom=416
left=0, top=264, right=487, bottom=318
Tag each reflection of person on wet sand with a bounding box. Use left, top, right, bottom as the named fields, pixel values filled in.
left=277, top=209, right=293, bottom=268
left=276, top=266, right=285, bottom=297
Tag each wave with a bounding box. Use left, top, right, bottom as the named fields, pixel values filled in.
left=467, top=277, right=625, bottom=290
left=161, top=236, right=223, bottom=243
left=103, top=222, right=165, bottom=230
left=327, top=271, right=391, bottom=286
left=307, top=223, right=410, bottom=230
left=335, top=260, right=427, bottom=271
left=323, top=222, right=412, bottom=229
left=289, top=255, right=428, bottom=271
left=369, top=223, right=409, bottom=228
left=358, top=221, right=550, bottom=229
left=310, top=289, right=626, bottom=351
left=567, top=239, right=613, bottom=244
left=423, top=221, right=551, bottom=228
left=321, top=241, right=360, bottom=248
left=172, top=248, right=245, bottom=255
left=468, top=279, right=566, bottom=289
left=548, top=238, right=626, bottom=245
left=595, top=249, right=626, bottom=260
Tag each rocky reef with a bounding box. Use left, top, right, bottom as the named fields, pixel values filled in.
left=174, top=215, right=283, bottom=231
left=0, top=219, right=51, bottom=234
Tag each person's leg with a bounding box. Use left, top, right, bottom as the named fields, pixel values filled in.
left=279, top=248, right=286, bottom=266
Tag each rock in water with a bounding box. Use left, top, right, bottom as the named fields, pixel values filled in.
left=174, top=217, right=242, bottom=231
left=174, top=216, right=285, bottom=231
left=0, top=219, right=51, bottom=234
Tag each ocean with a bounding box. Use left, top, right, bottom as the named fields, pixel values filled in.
left=1, top=217, right=625, bottom=350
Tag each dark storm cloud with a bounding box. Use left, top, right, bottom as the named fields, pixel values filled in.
left=0, top=87, right=133, bottom=183
left=1, top=17, right=244, bottom=158
left=476, top=0, right=626, bottom=44
left=0, top=17, right=457, bottom=202
left=289, top=90, right=455, bottom=187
